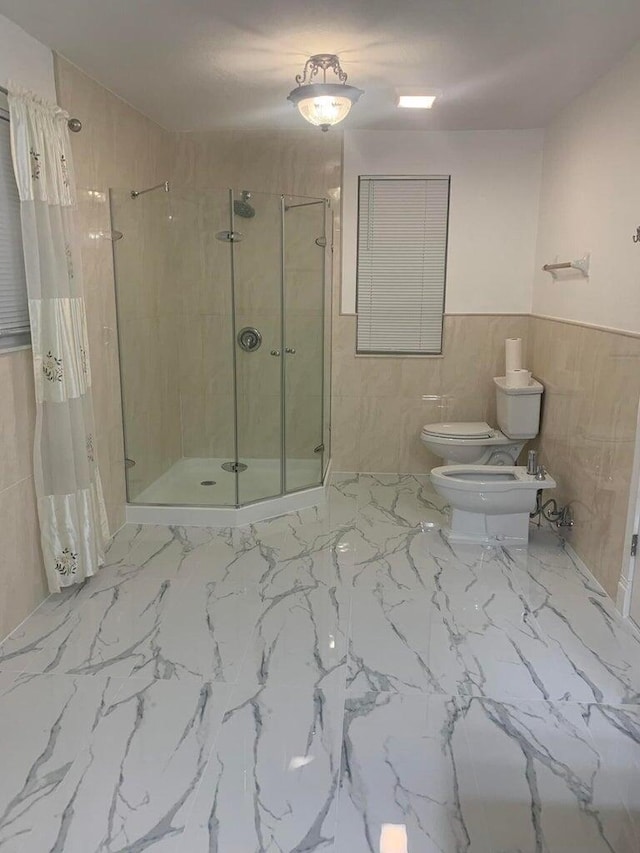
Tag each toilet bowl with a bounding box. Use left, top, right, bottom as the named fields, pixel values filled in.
left=420, top=377, right=544, bottom=466
left=430, top=464, right=556, bottom=545
left=420, top=422, right=524, bottom=465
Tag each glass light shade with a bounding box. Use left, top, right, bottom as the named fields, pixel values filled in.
left=288, top=83, right=363, bottom=131
left=297, top=94, right=352, bottom=129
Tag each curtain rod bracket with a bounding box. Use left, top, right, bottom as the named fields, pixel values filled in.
left=0, top=84, right=82, bottom=132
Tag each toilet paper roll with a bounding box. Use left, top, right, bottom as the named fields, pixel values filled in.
left=506, top=368, right=532, bottom=388
left=505, top=338, right=523, bottom=373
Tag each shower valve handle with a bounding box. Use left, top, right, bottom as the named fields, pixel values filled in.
left=285, top=347, right=296, bottom=354
left=270, top=350, right=281, bottom=356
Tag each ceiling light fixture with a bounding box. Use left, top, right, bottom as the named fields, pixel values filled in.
left=396, top=90, right=440, bottom=109
left=288, top=54, right=364, bottom=132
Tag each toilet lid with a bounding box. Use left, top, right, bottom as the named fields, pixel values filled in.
left=423, top=421, right=494, bottom=439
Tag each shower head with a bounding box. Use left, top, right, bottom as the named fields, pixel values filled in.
left=233, top=190, right=255, bottom=219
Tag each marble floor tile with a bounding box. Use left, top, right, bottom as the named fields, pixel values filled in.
left=1, top=473, right=639, bottom=851
left=462, top=698, right=640, bottom=852
left=128, top=574, right=262, bottom=682
left=347, top=535, right=594, bottom=702
left=350, top=527, right=439, bottom=594
left=0, top=674, right=230, bottom=853
left=582, top=704, right=640, bottom=841
left=515, top=529, right=610, bottom=607
left=54, top=675, right=231, bottom=852
left=532, top=584, right=640, bottom=705
left=336, top=692, right=492, bottom=852
left=181, top=670, right=345, bottom=851
left=0, top=583, right=100, bottom=673
left=1, top=574, right=187, bottom=678
left=347, top=589, right=442, bottom=694
left=0, top=673, right=125, bottom=851
left=357, top=473, right=448, bottom=529
left=235, top=579, right=349, bottom=692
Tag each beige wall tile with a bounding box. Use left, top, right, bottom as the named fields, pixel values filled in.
left=398, top=399, right=445, bottom=474
left=530, top=316, right=640, bottom=598
left=359, top=359, right=403, bottom=399
left=0, top=477, right=47, bottom=642
left=0, top=349, right=44, bottom=640
left=358, top=397, right=401, bottom=473
left=399, top=358, right=443, bottom=400
left=330, top=396, right=362, bottom=472
left=331, top=314, right=531, bottom=472
left=332, top=356, right=363, bottom=399
left=0, top=350, right=35, bottom=493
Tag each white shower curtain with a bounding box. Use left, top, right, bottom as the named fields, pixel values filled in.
left=8, top=85, right=109, bottom=593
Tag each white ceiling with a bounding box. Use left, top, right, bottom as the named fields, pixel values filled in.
left=1, top=0, right=640, bottom=132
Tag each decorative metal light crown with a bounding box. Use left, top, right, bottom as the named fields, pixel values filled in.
left=287, top=54, right=364, bottom=132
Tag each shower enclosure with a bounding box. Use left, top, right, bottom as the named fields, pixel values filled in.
left=109, top=184, right=331, bottom=516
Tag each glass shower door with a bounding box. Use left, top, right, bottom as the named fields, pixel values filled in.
left=110, top=186, right=182, bottom=504
left=178, top=187, right=236, bottom=504
left=112, top=183, right=329, bottom=510
left=111, top=184, right=237, bottom=506
left=282, top=195, right=326, bottom=492
left=231, top=189, right=283, bottom=504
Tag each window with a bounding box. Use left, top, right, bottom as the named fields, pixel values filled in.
left=0, top=103, right=30, bottom=350
left=356, top=175, right=450, bottom=355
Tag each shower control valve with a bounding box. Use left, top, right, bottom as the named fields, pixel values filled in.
left=237, top=327, right=262, bottom=352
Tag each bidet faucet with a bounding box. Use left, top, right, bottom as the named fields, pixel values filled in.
left=527, top=450, right=538, bottom=475
left=535, top=465, right=546, bottom=481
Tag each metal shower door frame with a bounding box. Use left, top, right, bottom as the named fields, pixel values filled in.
left=228, top=188, right=241, bottom=508
left=280, top=195, right=328, bottom=495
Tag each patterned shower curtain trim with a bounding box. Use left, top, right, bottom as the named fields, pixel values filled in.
left=8, top=83, right=109, bottom=593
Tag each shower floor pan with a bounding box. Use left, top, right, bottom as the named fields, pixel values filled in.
left=126, top=456, right=327, bottom=527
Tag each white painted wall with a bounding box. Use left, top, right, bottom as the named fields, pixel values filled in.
left=0, top=13, right=55, bottom=99
left=533, top=41, right=640, bottom=334
left=341, top=129, right=544, bottom=315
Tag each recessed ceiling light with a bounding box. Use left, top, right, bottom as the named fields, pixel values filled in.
left=396, top=90, right=440, bottom=109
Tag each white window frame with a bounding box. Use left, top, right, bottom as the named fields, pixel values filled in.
left=0, top=102, right=30, bottom=351
left=356, top=174, right=450, bottom=356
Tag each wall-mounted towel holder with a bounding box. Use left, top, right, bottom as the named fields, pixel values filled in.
left=542, top=254, right=590, bottom=279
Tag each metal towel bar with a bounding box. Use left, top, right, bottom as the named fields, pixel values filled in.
left=542, top=254, right=590, bottom=278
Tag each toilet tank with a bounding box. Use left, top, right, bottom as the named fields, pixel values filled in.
left=493, top=376, right=544, bottom=439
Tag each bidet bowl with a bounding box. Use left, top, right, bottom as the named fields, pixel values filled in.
left=430, top=465, right=556, bottom=514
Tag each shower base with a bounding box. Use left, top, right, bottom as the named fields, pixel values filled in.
left=126, top=456, right=328, bottom=527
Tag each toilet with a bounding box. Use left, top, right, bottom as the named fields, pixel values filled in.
left=425, top=375, right=554, bottom=544
left=420, top=376, right=544, bottom=465
left=430, top=464, right=556, bottom=544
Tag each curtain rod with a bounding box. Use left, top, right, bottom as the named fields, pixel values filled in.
left=0, top=84, right=82, bottom=132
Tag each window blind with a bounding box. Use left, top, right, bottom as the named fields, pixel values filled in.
left=356, top=175, right=450, bottom=355
left=0, top=109, right=30, bottom=350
